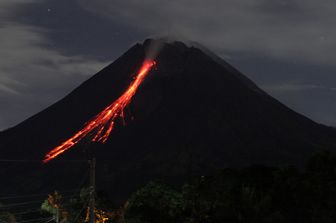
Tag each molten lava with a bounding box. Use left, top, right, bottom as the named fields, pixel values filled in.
left=43, top=60, right=156, bottom=163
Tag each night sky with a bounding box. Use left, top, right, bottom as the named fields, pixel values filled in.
left=1, top=0, right=335, bottom=130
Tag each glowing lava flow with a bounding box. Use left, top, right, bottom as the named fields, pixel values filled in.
left=43, top=60, right=156, bottom=163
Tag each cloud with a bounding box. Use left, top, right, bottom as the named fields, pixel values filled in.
left=0, top=0, right=35, bottom=15
left=0, top=84, right=20, bottom=95
left=0, top=0, right=108, bottom=130
left=79, top=0, right=336, bottom=66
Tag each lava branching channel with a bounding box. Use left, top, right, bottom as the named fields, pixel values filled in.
left=43, top=60, right=156, bottom=163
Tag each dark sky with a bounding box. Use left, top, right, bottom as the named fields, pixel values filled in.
left=1, top=0, right=335, bottom=130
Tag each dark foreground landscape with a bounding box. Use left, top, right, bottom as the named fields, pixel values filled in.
left=1, top=151, right=336, bottom=223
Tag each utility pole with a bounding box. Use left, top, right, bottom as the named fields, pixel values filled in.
left=89, top=158, right=96, bottom=223
left=55, top=208, right=60, bottom=223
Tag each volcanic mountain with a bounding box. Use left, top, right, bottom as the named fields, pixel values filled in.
left=1, top=39, right=336, bottom=201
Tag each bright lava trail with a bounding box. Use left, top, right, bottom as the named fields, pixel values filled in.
left=43, top=60, right=156, bottom=163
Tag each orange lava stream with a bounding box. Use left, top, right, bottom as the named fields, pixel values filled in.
left=43, top=60, right=156, bottom=163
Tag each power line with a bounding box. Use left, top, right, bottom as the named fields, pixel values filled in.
left=0, top=168, right=89, bottom=209
left=15, top=217, right=54, bottom=223
left=39, top=218, right=55, bottom=223
left=0, top=195, right=75, bottom=209
left=0, top=160, right=91, bottom=222
left=0, top=209, right=41, bottom=218
left=0, top=189, right=80, bottom=200
left=0, top=200, right=45, bottom=208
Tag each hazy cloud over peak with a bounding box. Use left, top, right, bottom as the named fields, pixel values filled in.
left=80, top=0, right=336, bottom=66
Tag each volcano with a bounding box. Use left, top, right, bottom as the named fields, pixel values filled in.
left=1, top=39, right=336, bottom=201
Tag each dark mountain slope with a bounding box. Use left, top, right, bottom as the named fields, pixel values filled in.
left=0, top=39, right=335, bottom=202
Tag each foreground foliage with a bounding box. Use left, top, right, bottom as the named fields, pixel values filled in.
left=124, top=150, right=336, bottom=223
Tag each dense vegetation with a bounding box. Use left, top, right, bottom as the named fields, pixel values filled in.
left=124, top=150, right=336, bottom=223
left=1, top=150, right=336, bottom=223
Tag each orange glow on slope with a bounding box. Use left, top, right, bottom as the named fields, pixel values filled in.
left=43, top=60, right=156, bottom=163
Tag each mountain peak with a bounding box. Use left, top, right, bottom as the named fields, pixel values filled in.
left=140, top=38, right=265, bottom=95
